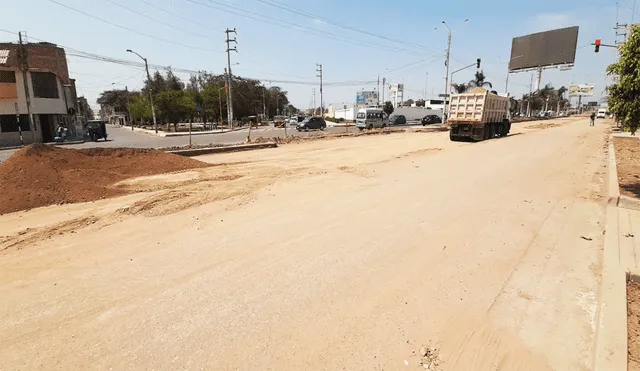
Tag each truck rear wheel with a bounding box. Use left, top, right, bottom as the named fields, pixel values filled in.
left=483, top=125, right=491, bottom=140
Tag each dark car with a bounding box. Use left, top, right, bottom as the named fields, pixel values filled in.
left=421, top=115, right=442, bottom=126
left=297, top=117, right=326, bottom=131
left=389, top=115, right=407, bottom=125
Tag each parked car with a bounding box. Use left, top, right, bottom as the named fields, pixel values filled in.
left=389, top=115, right=407, bottom=125
left=421, top=114, right=442, bottom=125
left=596, top=109, right=607, bottom=119
left=297, top=116, right=326, bottom=131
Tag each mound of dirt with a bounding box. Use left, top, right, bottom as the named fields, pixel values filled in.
left=0, top=144, right=211, bottom=214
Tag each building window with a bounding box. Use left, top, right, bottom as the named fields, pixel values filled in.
left=0, top=70, right=16, bottom=83
left=0, top=114, right=30, bottom=132
left=31, top=72, right=59, bottom=99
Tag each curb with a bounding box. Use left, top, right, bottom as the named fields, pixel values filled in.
left=128, top=126, right=245, bottom=137
left=167, top=142, right=277, bottom=156
left=593, top=137, right=628, bottom=371
left=0, top=140, right=85, bottom=151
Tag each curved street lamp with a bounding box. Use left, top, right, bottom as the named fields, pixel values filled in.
left=438, top=19, right=468, bottom=121
left=126, top=49, right=158, bottom=133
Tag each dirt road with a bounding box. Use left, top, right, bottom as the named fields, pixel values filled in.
left=0, top=118, right=608, bottom=370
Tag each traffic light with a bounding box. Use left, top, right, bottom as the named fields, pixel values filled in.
left=477, top=58, right=481, bottom=68
left=595, top=39, right=601, bottom=53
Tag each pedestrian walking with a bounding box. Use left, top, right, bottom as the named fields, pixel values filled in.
left=590, top=112, right=595, bottom=127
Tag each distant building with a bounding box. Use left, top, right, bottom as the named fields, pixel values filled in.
left=0, top=41, right=79, bottom=147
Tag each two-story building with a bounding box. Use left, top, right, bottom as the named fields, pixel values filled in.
left=0, top=41, right=78, bottom=147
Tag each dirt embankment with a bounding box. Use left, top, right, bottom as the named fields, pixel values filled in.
left=629, top=281, right=640, bottom=371
left=0, top=144, right=210, bottom=214
left=614, top=137, right=640, bottom=198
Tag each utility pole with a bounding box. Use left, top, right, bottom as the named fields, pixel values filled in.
left=615, top=23, right=630, bottom=45
left=377, top=74, right=380, bottom=106
left=125, top=85, right=131, bottom=129
left=527, top=73, right=533, bottom=117
left=18, top=32, right=35, bottom=141
left=312, top=88, right=316, bottom=115
left=382, top=77, right=386, bottom=107
left=443, top=29, right=452, bottom=119
left=424, top=72, right=428, bottom=100
left=316, top=64, right=323, bottom=117
left=225, top=28, right=237, bottom=127
left=262, top=83, right=267, bottom=119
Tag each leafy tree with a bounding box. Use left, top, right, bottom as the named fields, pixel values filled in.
left=452, top=83, right=468, bottom=93
left=415, top=99, right=426, bottom=107
left=128, top=95, right=152, bottom=125
left=403, top=99, right=415, bottom=107
left=202, top=83, right=226, bottom=124
left=607, top=24, right=640, bottom=134
left=383, top=101, right=394, bottom=115
left=467, top=70, right=492, bottom=89
left=96, top=89, right=131, bottom=113
left=155, top=90, right=196, bottom=131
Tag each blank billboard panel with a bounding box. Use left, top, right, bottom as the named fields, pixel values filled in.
left=509, top=26, right=579, bottom=72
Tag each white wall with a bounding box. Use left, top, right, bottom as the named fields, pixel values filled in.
left=333, top=107, right=356, bottom=121
left=0, top=69, right=67, bottom=115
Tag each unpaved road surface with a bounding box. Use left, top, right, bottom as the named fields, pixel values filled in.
left=0, top=118, right=608, bottom=370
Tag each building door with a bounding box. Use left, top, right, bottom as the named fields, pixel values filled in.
left=39, top=114, right=54, bottom=143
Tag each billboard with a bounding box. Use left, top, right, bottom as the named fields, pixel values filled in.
left=388, top=84, right=404, bottom=93
left=356, top=91, right=378, bottom=106
left=509, top=26, right=579, bottom=72
left=569, top=83, right=594, bottom=97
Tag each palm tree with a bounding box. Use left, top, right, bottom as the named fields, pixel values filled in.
left=467, top=70, right=493, bottom=89
left=452, top=83, right=468, bottom=93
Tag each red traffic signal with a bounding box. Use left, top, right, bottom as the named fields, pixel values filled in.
left=595, top=39, right=601, bottom=53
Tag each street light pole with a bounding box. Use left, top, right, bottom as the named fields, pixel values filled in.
left=126, top=49, right=157, bottom=133
left=443, top=24, right=452, bottom=116
left=440, top=19, right=468, bottom=122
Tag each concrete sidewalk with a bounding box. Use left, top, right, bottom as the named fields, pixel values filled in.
left=594, top=136, right=640, bottom=370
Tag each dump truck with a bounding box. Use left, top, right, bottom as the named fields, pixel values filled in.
left=448, top=88, right=510, bottom=142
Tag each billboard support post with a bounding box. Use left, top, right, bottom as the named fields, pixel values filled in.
left=536, top=67, right=542, bottom=91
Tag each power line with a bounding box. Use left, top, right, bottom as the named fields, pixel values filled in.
left=254, top=0, right=439, bottom=51
left=46, top=0, right=220, bottom=53
left=185, top=0, right=430, bottom=56
left=105, top=0, right=212, bottom=40
left=137, top=0, right=225, bottom=33
left=383, top=53, right=443, bottom=76
left=2, top=27, right=378, bottom=87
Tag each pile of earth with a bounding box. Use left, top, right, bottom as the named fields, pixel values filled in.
left=0, top=144, right=210, bottom=214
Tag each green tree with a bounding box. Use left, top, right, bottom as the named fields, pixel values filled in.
left=96, top=89, right=131, bottom=113
left=202, top=83, right=226, bottom=124
left=128, top=95, right=152, bottom=125
left=155, top=90, right=196, bottom=131
left=607, top=25, right=640, bottom=133
left=467, top=70, right=492, bottom=89
left=383, top=101, right=394, bottom=115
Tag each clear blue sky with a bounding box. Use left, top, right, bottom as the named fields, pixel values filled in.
left=0, top=0, right=632, bottom=110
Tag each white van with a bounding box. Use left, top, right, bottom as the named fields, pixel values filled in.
left=596, top=108, right=607, bottom=119
left=355, top=108, right=388, bottom=130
